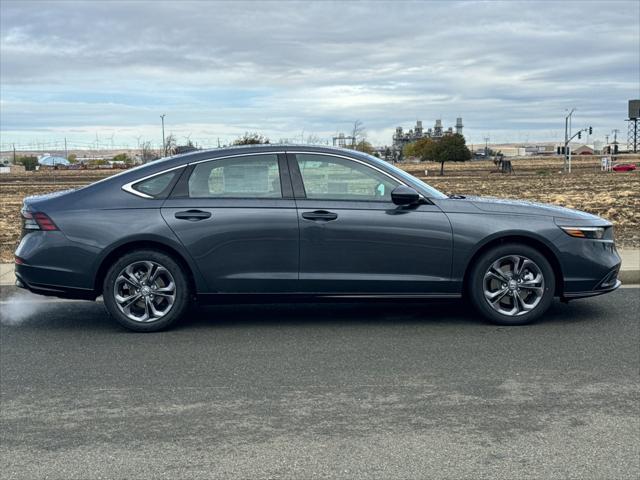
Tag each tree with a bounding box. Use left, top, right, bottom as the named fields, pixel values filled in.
left=408, top=134, right=471, bottom=175
left=164, top=133, right=177, bottom=156
left=67, top=153, right=78, bottom=164
left=174, top=139, right=198, bottom=154
left=141, top=141, right=157, bottom=162
left=112, top=153, right=132, bottom=165
left=403, top=137, right=436, bottom=160
left=434, top=134, right=471, bottom=175
left=351, top=120, right=365, bottom=147
left=17, top=155, right=38, bottom=171
left=348, top=139, right=375, bottom=155
left=305, top=133, right=323, bottom=145
left=233, top=132, right=270, bottom=145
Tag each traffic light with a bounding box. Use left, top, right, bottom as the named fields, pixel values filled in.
left=578, top=131, right=581, bottom=139
left=589, top=126, right=593, bottom=135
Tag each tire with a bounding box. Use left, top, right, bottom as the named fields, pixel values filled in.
left=103, top=249, right=190, bottom=332
left=468, top=243, right=555, bottom=325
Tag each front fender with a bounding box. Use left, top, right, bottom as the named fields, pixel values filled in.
left=446, top=213, right=565, bottom=286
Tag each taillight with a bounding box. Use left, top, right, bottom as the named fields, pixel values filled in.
left=22, top=211, right=59, bottom=231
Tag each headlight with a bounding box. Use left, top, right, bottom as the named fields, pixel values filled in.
left=560, top=226, right=605, bottom=239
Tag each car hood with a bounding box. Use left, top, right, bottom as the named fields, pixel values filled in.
left=438, top=195, right=605, bottom=222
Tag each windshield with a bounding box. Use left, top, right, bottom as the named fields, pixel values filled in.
left=349, top=151, right=448, bottom=199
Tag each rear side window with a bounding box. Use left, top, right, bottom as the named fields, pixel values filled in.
left=132, top=170, right=180, bottom=198
left=188, top=155, right=281, bottom=198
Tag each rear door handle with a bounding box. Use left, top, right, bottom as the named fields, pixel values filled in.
left=174, top=210, right=212, bottom=221
left=302, top=210, right=338, bottom=221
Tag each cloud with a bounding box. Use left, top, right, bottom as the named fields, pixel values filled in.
left=1, top=0, right=638, bottom=147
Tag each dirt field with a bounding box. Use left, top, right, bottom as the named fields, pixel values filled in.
left=1, top=156, right=638, bottom=263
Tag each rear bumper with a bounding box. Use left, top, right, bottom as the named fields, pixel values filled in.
left=15, top=267, right=96, bottom=300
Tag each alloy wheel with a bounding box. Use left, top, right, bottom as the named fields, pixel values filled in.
left=113, top=260, right=176, bottom=322
left=483, top=255, right=545, bottom=316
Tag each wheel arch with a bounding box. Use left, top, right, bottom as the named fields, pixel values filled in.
left=462, top=234, right=564, bottom=296
left=94, top=239, right=201, bottom=296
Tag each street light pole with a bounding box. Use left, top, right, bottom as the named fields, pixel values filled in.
left=160, top=114, right=166, bottom=157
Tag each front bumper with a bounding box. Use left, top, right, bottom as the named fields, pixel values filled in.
left=556, top=231, right=622, bottom=293
left=561, top=279, right=622, bottom=300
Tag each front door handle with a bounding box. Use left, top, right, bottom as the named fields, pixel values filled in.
left=175, top=210, right=212, bottom=221
left=302, top=210, right=338, bottom=221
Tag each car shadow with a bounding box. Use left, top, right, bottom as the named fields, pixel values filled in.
left=175, top=297, right=609, bottom=331
left=0, top=293, right=611, bottom=333
left=178, top=299, right=475, bottom=330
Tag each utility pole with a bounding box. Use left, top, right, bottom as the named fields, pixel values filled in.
left=612, top=129, right=620, bottom=160
left=568, top=112, right=573, bottom=173
left=64, top=137, right=68, bottom=160
left=12, top=143, right=16, bottom=164
left=564, top=108, right=575, bottom=172
left=160, top=114, right=166, bottom=157
left=484, top=136, right=490, bottom=157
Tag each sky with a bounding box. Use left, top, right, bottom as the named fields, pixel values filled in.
left=1, top=0, right=639, bottom=151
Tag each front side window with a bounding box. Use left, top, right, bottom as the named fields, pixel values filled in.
left=188, top=155, right=281, bottom=198
left=296, top=154, right=400, bottom=201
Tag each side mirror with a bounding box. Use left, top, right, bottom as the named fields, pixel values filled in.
left=391, top=185, right=421, bottom=205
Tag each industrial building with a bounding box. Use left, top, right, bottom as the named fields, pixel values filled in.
left=392, top=118, right=463, bottom=153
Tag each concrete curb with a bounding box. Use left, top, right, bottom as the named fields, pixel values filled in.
left=619, top=270, right=640, bottom=285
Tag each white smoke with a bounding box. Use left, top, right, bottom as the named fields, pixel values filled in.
left=0, top=291, right=51, bottom=325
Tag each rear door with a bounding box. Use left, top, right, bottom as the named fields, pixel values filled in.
left=161, top=152, right=299, bottom=293
left=289, top=152, right=453, bottom=294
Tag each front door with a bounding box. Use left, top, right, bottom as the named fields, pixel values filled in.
left=162, top=152, right=299, bottom=293
left=289, top=152, right=453, bottom=294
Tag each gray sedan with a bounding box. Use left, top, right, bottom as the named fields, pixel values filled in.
left=14, top=145, right=621, bottom=331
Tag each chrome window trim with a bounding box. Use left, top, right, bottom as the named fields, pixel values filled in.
left=186, top=151, right=285, bottom=166
left=121, top=165, right=186, bottom=199
left=122, top=152, right=285, bottom=199
left=121, top=150, right=419, bottom=200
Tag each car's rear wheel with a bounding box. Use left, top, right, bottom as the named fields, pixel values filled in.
left=103, top=250, right=190, bottom=332
left=469, top=244, right=555, bottom=325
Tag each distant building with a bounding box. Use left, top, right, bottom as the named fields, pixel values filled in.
left=0, top=164, right=26, bottom=174
left=523, top=145, right=556, bottom=156
left=392, top=118, right=463, bottom=157
left=498, top=147, right=527, bottom=157
left=38, top=155, right=70, bottom=167
left=572, top=145, right=595, bottom=155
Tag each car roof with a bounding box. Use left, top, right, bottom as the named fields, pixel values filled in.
left=169, top=143, right=367, bottom=161
left=102, top=144, right=387, bottom=190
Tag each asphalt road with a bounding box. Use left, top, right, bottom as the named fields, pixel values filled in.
left=1, top=289, right=639, bottom=479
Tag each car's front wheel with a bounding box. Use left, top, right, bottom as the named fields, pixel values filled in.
left=469, top=244, right=555, bottom=325
left=103, top=250, right=190, bottom=332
